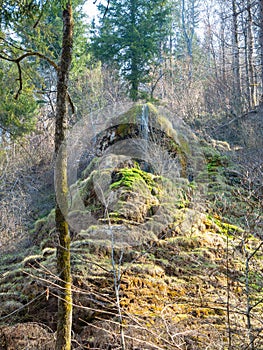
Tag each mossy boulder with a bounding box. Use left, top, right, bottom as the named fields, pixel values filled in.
left=93, top=102, right=195, bottom=178
left=1, top=103, right=262, bottom=349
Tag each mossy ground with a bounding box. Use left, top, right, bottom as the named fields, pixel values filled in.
left=0, top=107, right=262, bottom=349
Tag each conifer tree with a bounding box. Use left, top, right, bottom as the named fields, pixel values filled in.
left=91, top=0, right=171, bottom=100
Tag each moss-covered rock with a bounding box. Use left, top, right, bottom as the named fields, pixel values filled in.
left=93, top=102, right=193, bottom=178
left=1, top=103, right=262, bottom=349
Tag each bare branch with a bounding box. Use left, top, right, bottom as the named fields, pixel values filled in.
left=0, top=51, right=58, bottom=98
left=16, top=51, right=58, bottom=70
left=67, top=92, right=76, bottom=114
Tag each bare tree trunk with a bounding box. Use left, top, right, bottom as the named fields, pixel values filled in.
left=204, top=3, right=218, bottom=78
left=181, top=0, right=195, bottom=79
left=232, top=0, right=242, bottom=108
left=217, top=0, right=228, bottom=86
left=247, top=0, right=256, bottom=107
left=55, top=3, right=73, bottom=350
left=220, top=11, right=226, bottom=84
left=258, top=0, right=263, bottom=102
left=242, top=5, right=251, bottom=109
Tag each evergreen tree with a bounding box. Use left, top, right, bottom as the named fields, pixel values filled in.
left=0, top=60, right=38, bottom=140
left=0, top=0, right=89, bottom=140
left=91, top=0, right=171, bottom=100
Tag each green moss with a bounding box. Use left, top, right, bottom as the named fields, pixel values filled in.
left=207, top=154, right=228, bottom=173
left=22, top=254, right=43, bottom=266
left=167, top=235, right=204, bottom=250
left=117, top=104, right=142, bottom=124
left=108, top=212, right=120, bottom=218
left=202, top=144, right=229, bottom=174
left=42, top=247, right=56, bottom=256
left=34, top=216, right=49, bottom=232
left=75, top=171, right=107, bottom=213
left=0, top=251, right=26, bottom=265
left=34, top=209, right=55, bottom=235
left=79, top=173, right=95, bottom=197
left=117, top=102, right=158, bottom=126
left=208, top=215, right=244, bottom=236
left=124, top=262, right=165, bottom=277
left=82, top=157, right=99, bottom=179
left=110, top=167, right=158, bottom=192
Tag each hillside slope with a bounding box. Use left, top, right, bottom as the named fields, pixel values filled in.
left=0, top=103, right=262, bottom=349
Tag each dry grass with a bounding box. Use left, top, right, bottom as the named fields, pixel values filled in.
left=0, top=117, right=54, bottom=251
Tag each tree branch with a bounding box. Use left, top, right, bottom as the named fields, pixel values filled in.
left=0, top=44, right=74, bottom=107
left=103, top=0, right=110, bottom=17
left=0, top=51, right=58, bottom=98
left=67, top=92, right=76, bottom=114
left=16, top=51, right=59, bottom=70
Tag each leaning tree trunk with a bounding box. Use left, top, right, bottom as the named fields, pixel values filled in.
left=55, top=2, right=73, bottom=350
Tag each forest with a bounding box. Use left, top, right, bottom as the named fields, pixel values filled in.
left=0, top=0, right=262, bottom=349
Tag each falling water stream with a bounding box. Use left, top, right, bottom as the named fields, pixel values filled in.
left=136, top=104, right=151, bottom=172
left=140, top=104, right=149, bottom=143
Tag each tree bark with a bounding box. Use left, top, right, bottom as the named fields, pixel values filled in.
left=232, top=0, right=242, bottom=108
left=130, top=0, right=139, bottom=101
left=181, top=0, right=196, bottom=79
left=242, top=4, right=251, bottom=108
left=55, top=2, right=73, bottom=350
left=258, top=0, right=263, bottom=102
left=247, top=0, right=256, bottom=107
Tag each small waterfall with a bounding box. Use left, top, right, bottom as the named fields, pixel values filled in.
left=140, top=104, right=149, bottom=142
left=137, top=104, right=151, bottom=172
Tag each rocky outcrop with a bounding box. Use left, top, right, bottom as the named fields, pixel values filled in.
left=0, top=103, right=262, bottom=349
